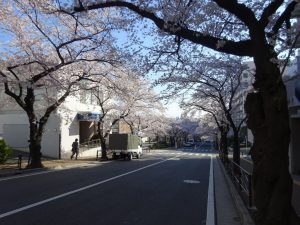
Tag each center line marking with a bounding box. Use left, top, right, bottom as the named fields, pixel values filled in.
left=0, top=155, right=183, bottom=219
left=206, top=156, right=215, bottom=225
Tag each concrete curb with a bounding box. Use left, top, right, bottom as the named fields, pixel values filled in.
left=216, top=158, right=255, bottom=225
left=0, top=160, right=102, bottom=178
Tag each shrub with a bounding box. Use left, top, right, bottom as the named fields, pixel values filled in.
left=0, top=139, right=12, bottom=163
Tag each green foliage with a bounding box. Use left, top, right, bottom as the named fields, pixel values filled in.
left=0, top=139, right=12, bottom=163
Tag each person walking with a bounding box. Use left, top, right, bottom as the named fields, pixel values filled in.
left=71, top=138, right=79, bottom=160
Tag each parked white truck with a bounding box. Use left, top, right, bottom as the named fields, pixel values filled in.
left=109, top=133, right=142, bottom=160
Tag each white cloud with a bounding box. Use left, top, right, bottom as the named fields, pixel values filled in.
left=165, top=102, right=182, bottom=118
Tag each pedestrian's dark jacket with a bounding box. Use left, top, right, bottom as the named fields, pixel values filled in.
left=72, top=141, right=79, bottom=152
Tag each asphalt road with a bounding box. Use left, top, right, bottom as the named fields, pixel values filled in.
left=0, top=148, right=216, bottom=225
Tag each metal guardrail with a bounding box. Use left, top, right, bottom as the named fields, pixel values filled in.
left=79, top=139, right=101, bottom=152
left=1, top=155, right=26, bottom=170
left=223, top=158, right=254, bottom=208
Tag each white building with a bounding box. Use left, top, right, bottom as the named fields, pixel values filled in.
left=284, top=57, right=300, bottom=174
left=232, top=59, right=300, bottom=175
left=0, top=88, right=102, bottom=159
left=232, top=61, right=255, bottom=145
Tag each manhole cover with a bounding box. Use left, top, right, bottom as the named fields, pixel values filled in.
left=183, top=180, right=200, bottom=184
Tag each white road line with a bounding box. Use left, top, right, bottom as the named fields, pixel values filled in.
left=0, top=155, right=182, bottom=219
left=206, top=156, right=215, bottom=225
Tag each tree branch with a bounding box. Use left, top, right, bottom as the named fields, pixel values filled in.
left=260, top=0, right=284, bottom=28
left=269, top=1, right=297, bottom=38
left=74, top=1, right=254, bottom=56
left=0, top=71, right=26, bottom=109
left=213, top=0, right=257, bottom=28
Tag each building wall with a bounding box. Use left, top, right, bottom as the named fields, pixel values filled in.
left=59, top=109, right=79, bottom=159
left=57, top=95, right=100, bottom=159
left=0, top=111, right=61, bottom=158
left=0, top=112, right=28, bottom=137
left=0, top=89, right=102, bottom=159
left=284, top=70, right=300, bottom=174
left=231, top=61, right=255, bottom=144
left=290, top=117, right=300, bottom=174
left=3, top=124, right=28, bottom=148
left=40, top=114, right=61, bottom=158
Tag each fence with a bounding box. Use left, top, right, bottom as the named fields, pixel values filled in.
left=1, top=155, right=27, bottom=170
left=222, top=158, right=254, bottom=208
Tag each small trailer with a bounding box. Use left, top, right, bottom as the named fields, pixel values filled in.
left=109, top=133, right=142, bottom=160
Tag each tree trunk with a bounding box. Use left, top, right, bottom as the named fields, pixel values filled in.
left=23, top=87, right=43, bottom=168
left=28, top=139, right=43, bottom=168
left=97, top=121, right=108, bottom=160
left=232, top=130, right=240, bottom=166
left=100, top=138, right=107, bottom=160
left=27, top=122, right=43, bottom=168
left=220, top=130, right=229, bottom=162
left=245, top=61, right=300, bottom=225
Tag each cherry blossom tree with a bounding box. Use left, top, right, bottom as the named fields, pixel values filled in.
left=178, top=117, right=199, bottom=141
left=91, top=68, right=165, bottom=159
left=184, top=100, right=230, bottom=161
left=71, top=1, right=300, bottom=223
left=194, top=113, right=219, bottom=147
left=122, top=89, right=171, bottom=150
left=0, top=0, right=121, bottom=168
left=194, top=114, right=217, bottom=140
left=167, top=119, right=186, bottom=149
left=172, top=56, right=247, bottom=165
left=121, top=104, right=167, bottom=138
left=165, top=117, right=200, bottom=148
left=137, top=112, right=170, bottom=142
left=86, top=68, right=127, bottom=160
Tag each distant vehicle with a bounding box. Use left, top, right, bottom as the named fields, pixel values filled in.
left=109, top=133, right=142, bottom=160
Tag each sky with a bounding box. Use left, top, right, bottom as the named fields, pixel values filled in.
left=112, top=23, right=185, bottom=118
left=165, top=101, right=182, bottom=118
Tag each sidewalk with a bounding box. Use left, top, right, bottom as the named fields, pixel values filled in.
left=0, top=158, right=98, bottom=178
left=0, top=154, right=256, bottom=225
left=214, top=157, right=255, bottom=225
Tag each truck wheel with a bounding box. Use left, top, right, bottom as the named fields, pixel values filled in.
left=128, top=153, right=133, bottom=161
left=136, top=153, right=141, bottom=159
